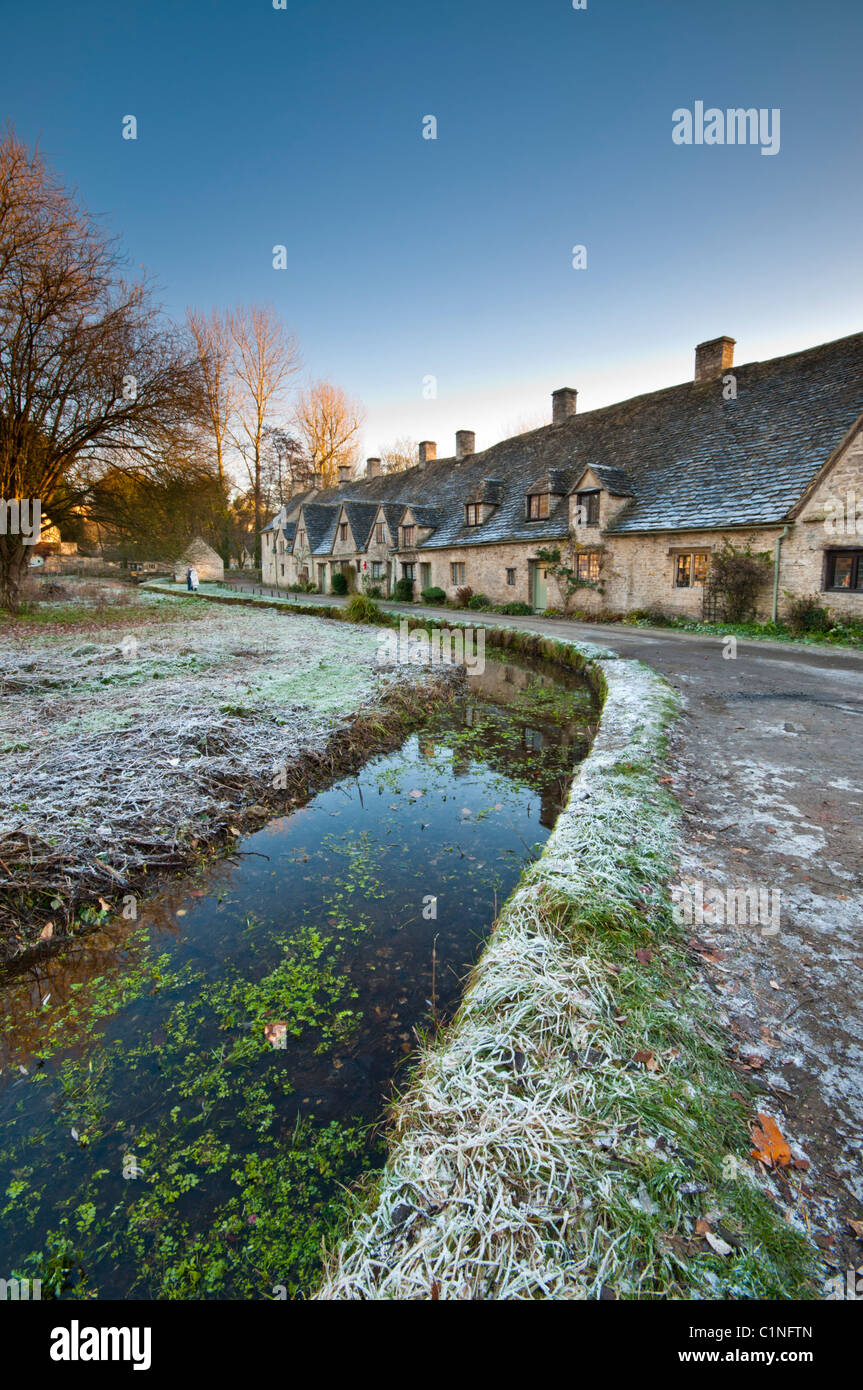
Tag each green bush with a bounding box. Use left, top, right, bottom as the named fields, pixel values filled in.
left=420, top=586, right=446, bottom=604
left=330, top=572, right=348, bottom=595
left=495, top=600, right=532, bottom=616
left=467, top=593, right=491, bottom=610
left=786, top=594, right=832, bottom=635
left=392, top=578, right=414, bottom=602
left=345, top=594, right=385, bottom=624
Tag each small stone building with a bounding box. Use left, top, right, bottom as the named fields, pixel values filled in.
left=261, top=331, right=863, bottom=621
left=173, top=538, right=224, bottom=584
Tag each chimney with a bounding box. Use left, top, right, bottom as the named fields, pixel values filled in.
left=313, top=470, right=324, bottom=490
left=365, top=457, right=381, bottom=478
left=338, top=465, right=351, bottom=484
left=418, top=440, right=436, bottom=466
left=552, top=387, right=578, bottom=424
left=694, top=336, right=735, bottom=384
left=455, top=430, right=475, bottom=461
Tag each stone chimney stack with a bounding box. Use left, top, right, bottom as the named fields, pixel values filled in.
left=418, top=440, right=436, bottom=467
left=365, top=457, right=381, bottom=478
left=338, top=465, right=351, bottom=484
left=694, top=336, right=735, bottom=384
left=455, top=430, right=475, bottom=461
left=313, top=470, right=324, bottom=491
left=552, top=387, right=578, bottom=424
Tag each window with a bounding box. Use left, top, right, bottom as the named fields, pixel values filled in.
left=527, top=493, right=549, bottom=520
left=371, top=561, right=384, bottom=579
left=465, top=503, right=481, bottom=527
left=451, top=562, right=466, bottom=585
left=375, top=523, right=384, bottom=544
left=575, top=491, right=600, bottom=526
left=674, top=552, right=709, bottom=588
left=401, top=525, right=415, bottom=547
left=506, top=568, right=516, bottom=586
left=402, top=563, right=415, bottom=580
left=280, top=563, right=285, bottom=577
left=298, top=529, right=305, bottom=548
left=825, top=549, right=863, bottom=590
left=339, top=523, right=348, bottom=542
left=575, top=551, right=601, bottom=582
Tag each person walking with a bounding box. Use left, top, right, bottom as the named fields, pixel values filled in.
left=186, top=566, right=193, bottom=592
left=189, top=567, right=199, bottom=593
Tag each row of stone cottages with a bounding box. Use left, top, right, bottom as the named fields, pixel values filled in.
left=261, top=331, right=863, bottom=619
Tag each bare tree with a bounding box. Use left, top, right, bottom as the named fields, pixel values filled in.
left=186, top=307, right=234, bottom=488
left=377, top=436, right=419, bottom=473
left=261, top=426, right=312, bottom=509
left=293, top=379, right=365, bottom=488
left=0, top=128, right=203, bottom=612
left=229, top=303, right=300, bottom=563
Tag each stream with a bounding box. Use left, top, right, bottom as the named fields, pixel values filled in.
left=0, top=648, right=595, bottom=1299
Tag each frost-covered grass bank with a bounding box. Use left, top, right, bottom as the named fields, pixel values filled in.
left=316, top=633, right=817, bottom=1301
left=0, top=587, right=427, bottom=958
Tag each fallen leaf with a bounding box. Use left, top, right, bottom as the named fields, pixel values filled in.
left=635, top=948, right=654, bottom=965
left=39, top=921, right=53, bottom=941
left=705, top=1231, right=734, bottom=1257
left=695, top=1217, right=712, bottom=1236
left=633, top=1049, right=659, bottom=1072
left=750, top=1113, right=792, bottom=1168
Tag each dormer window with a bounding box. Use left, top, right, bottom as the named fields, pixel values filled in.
left=339, top=523, right=348, bottom=542
left=375, top=523, right=384, bottom=544
left=401, top=525, right=415, bottom=547
left=575, top=490, right=600, bottom=526
left=527, top=493, right=549, bottom=520
left=465, top=503, right=481, bottom=527
left=298, top=530, right=306, bottom=548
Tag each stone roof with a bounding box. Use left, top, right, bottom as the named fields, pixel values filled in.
left=266, top=332, right=863, bottom=549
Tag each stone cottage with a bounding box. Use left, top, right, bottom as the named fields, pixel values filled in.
left=172, top=537, right=224, bottom=584
left=261, top=331, right=863, bottom=620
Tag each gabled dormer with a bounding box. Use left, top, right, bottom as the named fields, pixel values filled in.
left=398, top=505, right=440, bottom=550
left=569, top=465, right=635, bottom=531
left=525, top=468, right=572, bottom=521
left=464, top=478, right=504, bottom=528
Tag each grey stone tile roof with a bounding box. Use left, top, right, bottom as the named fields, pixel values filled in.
left=269, top=332, right=863, bottom=549
left=299, top=502, right=339, bottom=554
left=342, top=501, right=380, bottom=550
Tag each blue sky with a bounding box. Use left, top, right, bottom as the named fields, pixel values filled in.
left=5, top=0, right=862, bottom=461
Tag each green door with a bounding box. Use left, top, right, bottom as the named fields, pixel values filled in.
left=531, top=561, right=548, bottom=611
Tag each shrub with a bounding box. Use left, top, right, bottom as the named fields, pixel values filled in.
left=709, top=541, right=771, bottom=623
left=392, top=578, right=414, bottom=602
left=467, top=593, right=491, bottom=610
left=454, top=586, right=473, bottom=608
left=495, top=600, right=532, bottom=616
left=421, top=585, right=446, bottom=604
left=304, top=581, right=318, bottom=593
left=363, top=582, right=382, bottom=599
left=345, top=594, right=385, bottom=624
left=786, top=594, right=832, bottom=635
left=330, top=572, right=348, bottom=595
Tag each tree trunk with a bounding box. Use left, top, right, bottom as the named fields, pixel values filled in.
left=0, top=535, right=29, bottom=614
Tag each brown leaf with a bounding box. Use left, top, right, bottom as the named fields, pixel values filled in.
left=39, top=921, right=53, bottom=941
left=633, top=1049, right=659, bottom=1072
left=848, top=1219, right=863, bottom=1240
left=695, top=1217, right=712, bottom=1236
left=750, top=1113, right=792, bottom=1168
left=635, top=948, right=654, bottom=965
